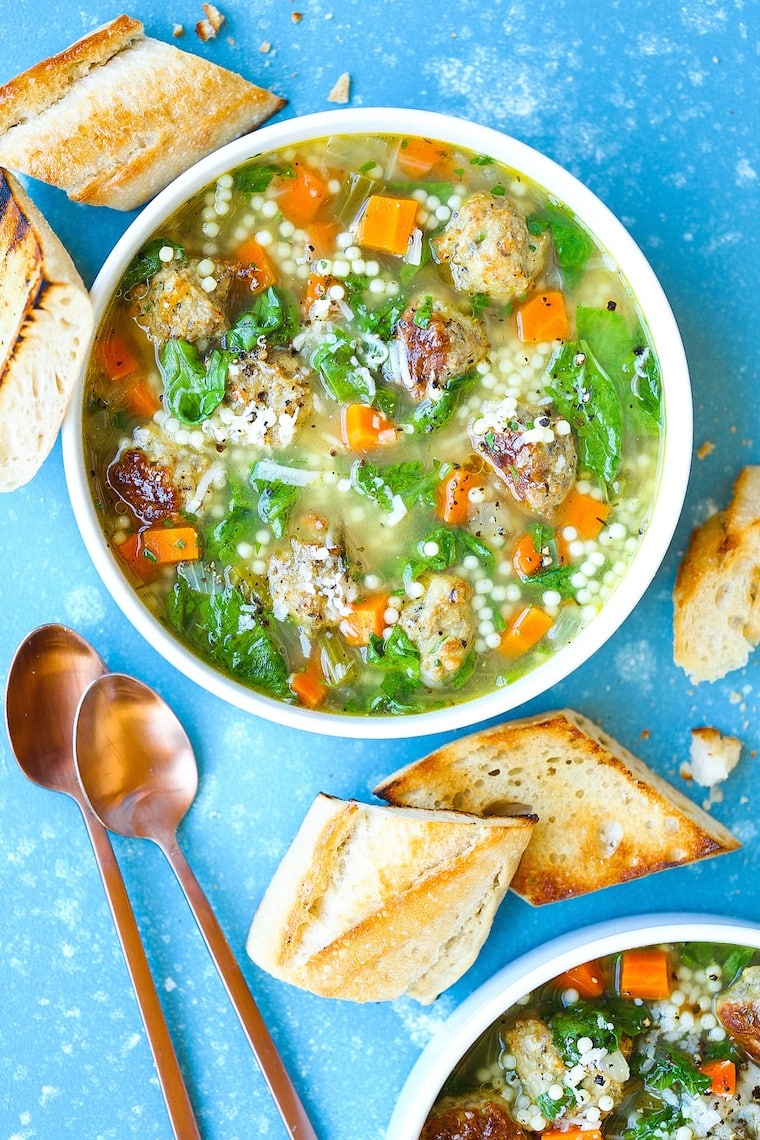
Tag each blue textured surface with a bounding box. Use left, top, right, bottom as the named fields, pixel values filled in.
left=0, top=3, right=758, bottom=1138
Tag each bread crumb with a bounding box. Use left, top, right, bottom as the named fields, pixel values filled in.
left=260, top=41, right=271, bottom=53
left=681, top=726, right=742, bottom=788
left=696, top=440, right=715, bottom=460
left=328, top=72, right=351, bottom=104
left=640, top=728, right=651, bottom=740
left=196, top=3, right=225, bottom=40
left=292, top=11, right=303, bottom=21
left=172, top=23, right=185, bottom=37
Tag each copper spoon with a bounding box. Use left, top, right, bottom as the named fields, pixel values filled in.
left=73, top=671, right=319, bottom=1140
left=4, top=625, right=200, bottom=1140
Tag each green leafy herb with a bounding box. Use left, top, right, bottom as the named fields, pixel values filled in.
left=368, top=671, right=425, bottom=715
left=550, top=999, right=650, bottom=1066
left=312, top=329, right=374, bottom=403
left=159, top=340, right=226, bottom=425
left=350, top=459, right=441, bottom=513
left=120, top=237, right=185, bottom=294
left=403, top=525, right=494, bottom=583
left=536, top=1089, right=575, bottom=1122
left=490, top=184, right=506, bottom=197
left=225, top=286, right=300, bottom=351
left=470, top=292, right=490, bottom=317
left=342, top=274, right=408, bottom=338
left=547, top=340, right=623, bottom=486
left=250, top=464, right=299, bottom=539
left=679, top=942, right=755, bottom=984
left=413, top=295, right=435, bottom=329
left=366, top=626, right=421, bottom=680
left=623, top=1105, right=686, bottom=1140
left=168, top=566, right=291, bottom=699
left=409, top=370, right=478, bottom=435
left=205, top=509, right=255, bottom=566
left=528, top=208, right=595, bottom=291
left=526, top=564, right=576, bottom=598
left=576, top=306, right=662, bottom=427
left=470, top=154, right=496, bottom=166
left=233, top=162, right=294, bottom=193
left=637, top=1041, right=711, bottom=1098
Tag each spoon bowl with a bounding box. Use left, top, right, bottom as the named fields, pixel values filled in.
left=75, top=671, right=319, bottom=1140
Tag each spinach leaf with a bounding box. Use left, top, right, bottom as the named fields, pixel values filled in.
left=250, top=463, right=298, bottom=539
left=366, top=626, right=421, bottom=680
left=403, top=525, right=494, bottom=583
left=413, top=295, right=435, bottom=329
left=550, top=999, right=650, bottom=1066
left=167, top=566, right=291, bottom=699
left=120, top=237, right=184, bottom=294
left=536, top=1090, right=575, bottom=1123
left=546, top=340, right=623, bottom=486
left=409, top=370, right=478, bottom=435
left=576, top=306, right=662, bottom=427
left=636, top=1041, right=711, bottom=1098
left=528, top=208, right=594, bottom=291
left=350, top=459, right=441, bottom=513
left=159, top=340, right=226, bottom=425
left=368, top=671, right=426, bottom=715
left=226, top=286, right=300, bottom=351
left=679, top=942, right=755, bottom=983
left=206, top=509, right=255, bottom=566
left=623, top=1106, right=686, bottom=1140
left=312, top=329, right=374, bottom=403
left=233, top=161, right=294, bottom=193
left=525, top=564, right=576, bottom=598
left=342, top=274, right=408, bottom=338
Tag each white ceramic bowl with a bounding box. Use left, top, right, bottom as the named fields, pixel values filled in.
left=62, top=107, right=692, bottom=738
left=388, top=912, right=760, bottom=1140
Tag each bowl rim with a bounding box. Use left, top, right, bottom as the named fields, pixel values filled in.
left=386, top=910, right=760, bottom=1139
left=62, top=106, right=693, bottom=739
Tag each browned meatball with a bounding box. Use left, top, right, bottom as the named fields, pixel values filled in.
left=716, top=964, right=760, bottom=1064
left=433, top=193, right=550, bottom=300
left=225, top=345, right=313, bottom=448
left=107, top=448, right=181, bottom=524
left=469, top=400, right=576, bottom=517
left=267, top=538, right=352, bottom=635
left=422, top=1093, right=526, bottom=1140
left=391, top=297, right=488, bottom=401
left=398, top=573, right=474, bottom=686
left=133, top=261, right=229, bottom=344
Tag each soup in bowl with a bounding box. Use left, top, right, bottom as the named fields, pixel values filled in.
left=388, top=914, right=760, bottom=1139
left=63, top=109, right=691, bottom=737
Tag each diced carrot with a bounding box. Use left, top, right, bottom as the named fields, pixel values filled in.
left=543, top=1130, right=603, bottom=1140
left=140, top=525, right=200, bottom=565
left=340, top=403, right=397, bottom=450
left=290, top=658, right=327, bottom=708
left=499, top=605, right=554, bottom=656
left=515, top=290, right=570, bottom=344
left=306, top=220, right=341, bottom=258
left=125, top=376, right=161, bottom=419
left=512, top=532, right=543, bottom=579
left=339, top=594, right=390, bottom=647
left=701, top=1058, right=736, bottom=1097
left=436, top=468, right=477, bottom=526
left=303, top=273, right=338, bottom=310
left=618, top=948, right=671, bottom=1001
left=555, top=959, right=605, bottom=999
left=114, top=532, right=146, bottom=577
left=556, top=490, right=611, bottom=541
left=277, top=161, right=330, bottom=227
left=356, top=194, right=419, bottom=256
left=99, top=331, right=139, bottom=381
left=396, top=136, right=453, bottom=178
left=236, top=237, right=277, bottom=292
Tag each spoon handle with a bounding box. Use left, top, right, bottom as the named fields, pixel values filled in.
left=80, top=805, right=201, bottom=1140
left=163, top=837, right=319, bottom=1140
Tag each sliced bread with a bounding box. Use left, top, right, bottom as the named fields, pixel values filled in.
left=0, top=168, right=92, bottom=490
left=673, top=466, right=760, bottom=682
left=246, top=793, right=536, bottom=1004
left=374, top=708, right=740, bottom=906
left=0, top=16, right=285, bottom=210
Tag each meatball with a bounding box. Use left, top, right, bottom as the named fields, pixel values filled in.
left=225, top=345, right=314, bottom=449
left=398, top=573, right=474, bottom=686
left=107, top=425, right=213, bottom=523
left=133, top=261, right=229, bottom=344
left=433, top=192, right=551, bottom=300
left=422, top=1093, right=526, bottom=1140
left=267, top=538, right=352, bottom=635
left=469, top=399, right=576, bottom=517
left=390, top=297, right=489, bottom=402
left=716, top=964, right=760, bottom=1063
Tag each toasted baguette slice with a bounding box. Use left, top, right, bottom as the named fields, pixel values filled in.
left=374, top=708, right=739, bottom=906
left=246, top=794, right=536, bottom=1004
left=0, top=16, right=285, bottom=210
left=673, top=467, right=760, bottom=683
left=0, top=168, right=93, bottom=490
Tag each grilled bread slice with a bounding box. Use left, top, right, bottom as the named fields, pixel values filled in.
left=246, top=793, right=536, bottom=1004
left=0, top=15, right=285, bottom=210
left=0, top=168, right=92, bottom=490
left=374, top=708, right=739, bottom=906
left=673, top=466, right=760, bottom=683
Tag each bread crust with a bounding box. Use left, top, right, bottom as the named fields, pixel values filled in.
left=673, top=466, right=760, bottom=682
left=246, top=794, right=536, bottom=1004
left=374, top=708, right=739, bottom=906
left=0, top=17, right=286, bottom=210
left=0, top=168, right=93, bottom=491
